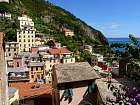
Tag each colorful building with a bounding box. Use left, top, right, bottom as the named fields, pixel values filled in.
left=45, top=47, right=75, bottom=83
left=28, top=62, right=45, bottom=82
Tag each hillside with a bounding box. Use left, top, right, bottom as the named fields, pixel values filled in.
left=0, top=0, right=110, bottom=61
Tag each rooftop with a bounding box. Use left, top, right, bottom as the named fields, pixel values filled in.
left=54, top=62, right=100, bottom=84
left=30, top=53, right=40, bottom=58
left=49, top=47, right=72, bottom=55
left=9, top=83, right=52, bottom=99
left=7, top=67, right=29, bottom=73
left=6, top=42, right=19, bottom=44
left=28, top=62, right=44, bottom=67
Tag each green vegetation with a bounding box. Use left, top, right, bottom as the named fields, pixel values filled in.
left=111, top=34, right=140, bottom=85
left=0, top=0, right=110, bottom=62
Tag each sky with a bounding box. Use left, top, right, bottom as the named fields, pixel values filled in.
left=48, top=0, right=140, bottom=38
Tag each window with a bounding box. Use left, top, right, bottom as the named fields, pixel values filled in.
left=14, top=48, right=16, bottom=51
left=14, top=53, right=16, bottom=56
left=23, top=31, right=25, bottom=34
left=9, top=53, right=11, bottom=56
left=19, top=39, right=21, bottom=42
left=24, top=39, right=26, bottom=42
left=19, top=35, right=21, bottom=38
left=31, top=67, right=33, bottom=71
left=17, top=62, right=19, bottom=67
left=65, top=59, right=67, bottom=63
left=31, top=75, right=34, bottom=78
left=36, top=67, right=38, bottom=71
left=28, top=35, right=30, bottom=38
left=20, top=44, right=21, bottom=47
left=8, top=48, right=10, bottom=51
left=32, top=39, right=34, bottom=42
left=29, top=44, right=30, bottom=47
left=28, top=31, right=30, bottom=34
left=41, top=67, right=43, bottom=70
left=50, top=64, right=52, bottom=68
left=32, top=35, right=33, bottom=38
left=31, top=31, right=33, bottom=34
left=28, top=39, right=30, bottom=42
left=71, top=59, right=73, bottom=62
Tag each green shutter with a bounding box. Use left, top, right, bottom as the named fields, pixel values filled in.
left=88, top=80, right=95, bottom=94
left=64, top=84, right=73, bottom=97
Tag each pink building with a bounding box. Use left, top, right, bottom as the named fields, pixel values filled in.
left=31, top=46, right=39, bottom=54
left=52, top=62, right=100, bottom=105
left=13, top=55, right=24, bottom=68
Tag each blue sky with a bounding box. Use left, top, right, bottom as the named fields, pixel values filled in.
left=48, top=0, right=140, bottom=38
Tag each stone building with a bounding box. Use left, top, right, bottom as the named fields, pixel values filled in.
left=52, top=62, right=99, bottom=105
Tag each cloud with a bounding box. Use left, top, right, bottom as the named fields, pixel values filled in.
left=109, top=23, right=120, bottom=29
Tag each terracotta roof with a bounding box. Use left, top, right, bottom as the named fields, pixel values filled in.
left=48, top=47, right=72, bottom=55
left=54, top=62, right=100, bottom=84
left=9, top=83, right=52, bottom=100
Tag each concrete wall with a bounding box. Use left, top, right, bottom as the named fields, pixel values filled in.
left=9, top=90, right=19, bottom=105
left=59, top=86, right=88, bottom=105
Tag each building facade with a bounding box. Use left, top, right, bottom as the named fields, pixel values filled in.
left=28, top=62, right=45, bottom=82
left=17, top=15, right=36, bottom=52
left=52, top=62, right=99, bottom=105
left=5, top=42, right=19, bottom=61
left=45, top=47, right=75, bottom=83
left=63, top=29, right=74, bottom=37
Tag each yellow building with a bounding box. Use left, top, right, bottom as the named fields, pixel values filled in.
left=17, top=15, right=36, bottom=52
left=5, top=42, right=19, bottom=60
left=63, top=29, right=74, bottom=37
left=28, top=62, right=45, bottom=82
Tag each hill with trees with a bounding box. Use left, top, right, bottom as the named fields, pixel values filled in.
left=0, top=0, right=110, bottom=61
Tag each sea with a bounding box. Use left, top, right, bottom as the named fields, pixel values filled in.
left=107, top=38, right=140, bottom=52
left=108, top=38, right=140, bottom=44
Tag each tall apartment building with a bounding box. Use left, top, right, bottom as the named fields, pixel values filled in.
left=17, top=15, right=36, bottom=52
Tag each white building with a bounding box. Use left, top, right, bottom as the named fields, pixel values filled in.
left=63, top=29, right=74, bottom=37
left=17, top=15, right=36, bottom=52
left=92, top=53, right=104, bottom=62
left=0, top=13, right=11, bottom=19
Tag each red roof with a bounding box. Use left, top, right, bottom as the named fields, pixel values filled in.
left=49, top=47, right=72, bottom=55
left=9, top=83, right=52, bottom=99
